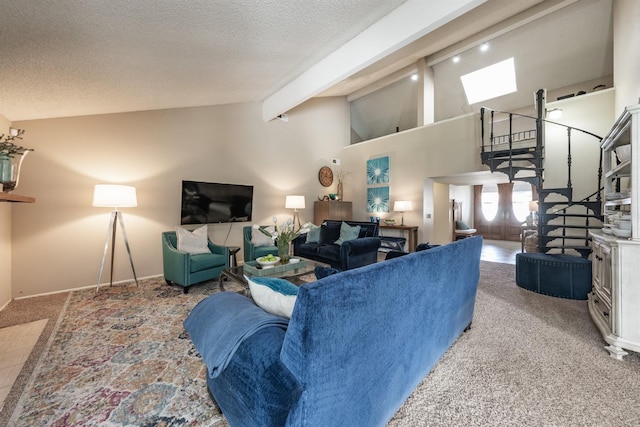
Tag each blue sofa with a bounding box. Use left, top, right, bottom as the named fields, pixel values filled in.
left=184, top=236, right=483, bottom=426
left=292, top=219, right=381, bottom=270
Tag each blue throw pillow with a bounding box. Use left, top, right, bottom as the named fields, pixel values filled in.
left=305, top=224, right=321, bottom=243
left=245, top=276, right=299, bottom=318
left=456, top=220, right=470, bottom=230
left=334, top=222, right=361, bottom=245
left=314, top=266, right=340, bottom=279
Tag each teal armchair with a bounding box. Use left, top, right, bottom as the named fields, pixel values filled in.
left=162, top=231, right=230, bottom=293
left=243, top=226, right=278, bottom=263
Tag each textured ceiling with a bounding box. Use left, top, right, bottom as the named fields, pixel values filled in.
left=0, top=0, right=613, bottom=123
left=0, top=0, right=407, bottom=121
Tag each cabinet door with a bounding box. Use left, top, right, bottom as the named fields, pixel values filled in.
left=593, top=241, right=612, bottom=304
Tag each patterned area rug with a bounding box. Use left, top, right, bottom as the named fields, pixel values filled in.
left=9, top=277, right=246, bottom=427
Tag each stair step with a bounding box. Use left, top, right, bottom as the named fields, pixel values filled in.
left=539, top=246, right=592, bottom=258
left=540, top=214, right=600, bottom=220
left=541, top=224, right=601, bottom=230
left=539, top=187, right=572, bottom=201
left=481, top=147, right=539, bottom=157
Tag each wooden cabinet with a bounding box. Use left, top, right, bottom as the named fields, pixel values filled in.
left=314, top=201, right=352, bottom=225
left=588, top=103, right=640, bottom=360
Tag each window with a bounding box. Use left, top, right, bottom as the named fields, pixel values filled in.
left=460, top=58, right=517, bottom=104
left=481, top=184, right=499, bottom=221
left=511, top=181, right=533, bottom=223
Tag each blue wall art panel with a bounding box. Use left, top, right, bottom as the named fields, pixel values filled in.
left=367, top=156, right=390, bottom=184
left=367, top=186, right=390, bottom=213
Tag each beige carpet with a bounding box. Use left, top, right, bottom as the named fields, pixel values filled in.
left=0, top=319, right=48, bottom=411
left=0, top=292, right=68, bottom=426
left=2, top=263, right=640, bottom=426
left=389, top=262, right=640, bottom=426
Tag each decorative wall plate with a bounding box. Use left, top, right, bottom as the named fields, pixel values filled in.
left=318, top=166, right=333, bottom=187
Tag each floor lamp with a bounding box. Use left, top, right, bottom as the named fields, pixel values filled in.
left=285, top=195, right=305, bottom=228
left=93, top=184, right=139, bottom=292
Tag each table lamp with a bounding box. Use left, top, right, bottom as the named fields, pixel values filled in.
left=393, top=200, right=412, bottom=226
left=93, top=184, right=139, bottom=291
left=285, top=195, right=305, bottom=228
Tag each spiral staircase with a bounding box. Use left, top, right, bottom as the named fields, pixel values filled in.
left=480, top=89, right=603, bottom=258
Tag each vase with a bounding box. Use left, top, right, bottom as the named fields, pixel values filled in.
left=337, top=181, right=344, bottom=201
left=277, top=238, right=291, bottom=264
left=0, top=151, right=28, bottom=193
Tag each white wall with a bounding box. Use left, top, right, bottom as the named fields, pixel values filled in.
left=11, top=98, right=349, bottom=297
left=613, top=0, right=640, bottom=115
left=338, top=113, right=482, bottom=245
left=545, top=89, right=616, bottom=200
left=337, top=89, right=614, bottom=246
left=0, top=113, right=11, bottom=308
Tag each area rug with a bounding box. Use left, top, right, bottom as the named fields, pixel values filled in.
left=9, top=277, right=245, bottom=427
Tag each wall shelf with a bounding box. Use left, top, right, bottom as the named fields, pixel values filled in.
left=0, top=193, right=35, bottom=203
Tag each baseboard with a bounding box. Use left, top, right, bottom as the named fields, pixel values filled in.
left=13, top=274, right=164, bottom=301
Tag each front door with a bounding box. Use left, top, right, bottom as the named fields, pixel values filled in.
left=473, top=183, right=533, bottom=241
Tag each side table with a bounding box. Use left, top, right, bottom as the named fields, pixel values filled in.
left=379, top=224, right=418, bottom=252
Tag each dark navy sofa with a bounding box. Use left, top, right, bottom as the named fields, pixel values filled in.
left=184, top=236, right=483, bottom=426
left=292, top=219, right=381, bottom=270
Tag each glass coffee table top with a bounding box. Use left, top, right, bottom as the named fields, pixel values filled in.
left=219, top=257, right=330, bottom=294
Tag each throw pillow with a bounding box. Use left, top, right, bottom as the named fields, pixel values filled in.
left=314, top=266, right=340, bottom=279
left=456, top=220, right=470, bottom=230
left=305, top=223, right=321, bottom=243
left=252, top=225, right=275, bottom=247
left=245, top=275, right=299, bottom=318
left=334, top=221, right=361, bottom=245
left=175, top=225, right=211, bottom=254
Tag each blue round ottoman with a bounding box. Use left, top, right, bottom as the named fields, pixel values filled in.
left=515, top=252, right=592, bottom=300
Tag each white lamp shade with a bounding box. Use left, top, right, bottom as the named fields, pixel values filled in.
left=285, top=195, right=305, bottom=210
left=529, top=200, right=539, bottom=211
left=93, top=184, right=137, bottom=208
left=548, top=108, right=562, bottom=120
left=394, top=200, right=412, bottom=212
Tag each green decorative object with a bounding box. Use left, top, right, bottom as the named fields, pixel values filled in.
left=255, top=217, right=312, bottom=265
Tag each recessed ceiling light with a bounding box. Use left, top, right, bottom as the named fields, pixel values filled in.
left=480, top=42, right=489, bottom=52
left=411, top=74, right=418, bottom=81
left=460, top=57, right=517, bottom=104
left=452, top=55, right=460, bottom=63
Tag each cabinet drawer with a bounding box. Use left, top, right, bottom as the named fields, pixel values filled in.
left=591, top=293, right=612, bottom=328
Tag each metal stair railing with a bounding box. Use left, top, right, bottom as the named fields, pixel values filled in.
left=480, top=89, right=605, bottom=257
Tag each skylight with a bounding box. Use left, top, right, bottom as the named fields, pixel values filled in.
left=460, top=57, right=517, bottom=104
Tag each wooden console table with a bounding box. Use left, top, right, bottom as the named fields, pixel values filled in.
left=379, top=224, right=418, bottom=252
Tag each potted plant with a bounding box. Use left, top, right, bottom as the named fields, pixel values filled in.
left=0, top=128, right=33, bottom=192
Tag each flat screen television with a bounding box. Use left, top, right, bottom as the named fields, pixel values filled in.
left=181, top=180, right=253, bottom=225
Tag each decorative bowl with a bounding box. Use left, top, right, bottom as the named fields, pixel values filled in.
left=383, top=219, right=396, bottom=225
left=256, top=256, right=280, bottom=266
left=616, top=219, right=632, bottom=230
left=615, top=144, right=631, bottom=163
left=613, top=228, right=631, bottom=238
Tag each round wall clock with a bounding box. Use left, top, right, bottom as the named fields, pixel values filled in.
left=318, top=166, right=334, bottom=187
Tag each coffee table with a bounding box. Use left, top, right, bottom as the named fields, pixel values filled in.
left=219, top=257, right=330, bottom=295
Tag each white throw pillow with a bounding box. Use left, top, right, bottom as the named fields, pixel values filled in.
left=252, top=226, right=275, bottom=247
left=245, top=275, right=299, bottom=318
left=175, top=225, right=211, bottom=254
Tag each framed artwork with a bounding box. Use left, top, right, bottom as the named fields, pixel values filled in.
left=367, top=186, right=390, bottom=212
left=366, top=156, right=390, bottom=184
